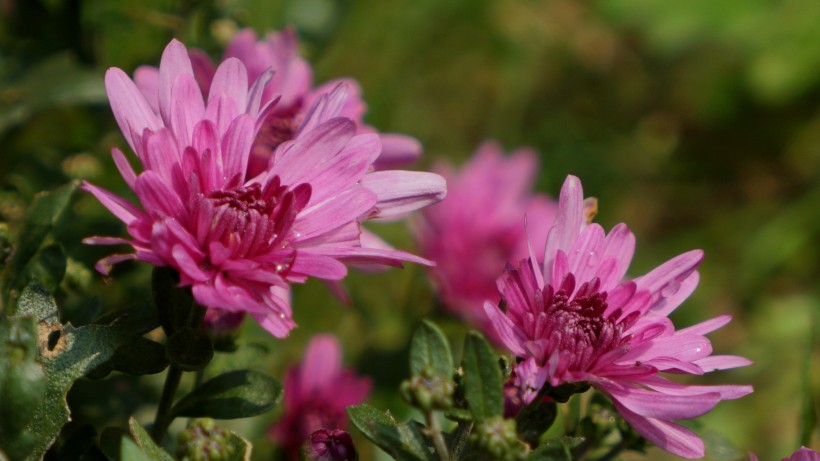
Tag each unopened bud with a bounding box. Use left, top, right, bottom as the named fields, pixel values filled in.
left=177, top=418, right=234, bottom=461
left=301, top=429, right=358, bottom=461
left=470, top=416, right=523, bottom=461
left=400, top=369, right=454, bottom=411
left=202, top=310, right=245, bottom=350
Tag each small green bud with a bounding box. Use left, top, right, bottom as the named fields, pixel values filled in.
left=177, top=419, right=234, bottom=461
left=400, top=368, right=454, bottom=411
left=470, top=416, right=524, bottom=461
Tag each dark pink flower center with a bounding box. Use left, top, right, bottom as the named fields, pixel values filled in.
left=528, top=275, right=632, bottom=373
left=193, top=179, right=310, bottom=260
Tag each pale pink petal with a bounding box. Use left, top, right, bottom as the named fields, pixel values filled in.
left=105, top=68, right=161, bottom=154
left=604, top=385, right=721, bottom=420
left=81, top=181, right=143, bottom=225
left=111, top=148, right=137, bottom=190
left=361, top=170, right=447, bottom=219
left=543, top=175, right=585, bottom=274
left=373, top=133, right=422, bottom=169
left=158, top=39, right=195, bottom=126
left=300, top=335, right=343, bottom=392
left=611, top=399, right=705, bottom=459
left=693, top=355, right=753, bottom=371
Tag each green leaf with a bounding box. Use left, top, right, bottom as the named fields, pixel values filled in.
left=7, top=281, right=129, bottom=461
left=26, top=243, right=66, bottom=294
left=128, top=418, right=174, bottom=461
left=120, top=438, right=152, bottom=461
left=0, top=315, right=48, bottom=460
left=347, top=404, right=435, bottom=461
left=111, top=337, right=168, bottom=375
left=461, top=332, right=503, bottom=420
left=527, top=436, right=584, bottom=461
left=6, top=181, right=78, bottom=302
left=165, top=327, right=213, bottom=372
left=410, top=319, right=453, bottom=378
left=516, top=401, right=558, bottom=447
left=171, top=370, right=282, bottom=419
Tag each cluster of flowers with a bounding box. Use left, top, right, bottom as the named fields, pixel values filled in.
left=85, top=27, right=814, bottom=461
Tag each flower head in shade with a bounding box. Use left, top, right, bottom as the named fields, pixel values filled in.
left=83, top=38, right=445, bottom=338
left=484, top=175, right=753, bottom=459
left=302, top=429, right=358, bottom=461
left=134, top=28, right=421, bottom=178
left=270, top=335, right=370, bottom=460
left=415, top=142, right=557, bottom=339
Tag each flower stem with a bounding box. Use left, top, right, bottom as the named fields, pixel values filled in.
left=151, top=365, right=183, bottom=442
left=424, top=411, right=449, bottom=461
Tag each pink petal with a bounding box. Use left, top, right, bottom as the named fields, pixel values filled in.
left=543, top=175, right=584, bottom=276
left=134, top=171, right=185, bottom=219
left=361, top=170, right=447, bottom=219
left=300, top=335, right=343, bottom=392
left=483, top=300, right=528, bottom=357
left=693, top=355, right=753, bottom=371
left=220, top=114, right=254, bottom=182
left=676, top=315, right=732, bottom=336
left=604, top=385, right=721, bottom=420
left=373, top=133, right=422, bottom=169
left=158, top=39, right=195, bottom=127
left=105, top=68, right=161, bottom=154
left=111, top=148, right=137, bottom=190
left=636, top=249, right=703, bottom=297
left=610, top=399, right=705, bottom=459
left=294, top=186, right=377, bottom=241
left=208, top=57, right=248, bottom=120
left=272, top=118, right=356, bottom=186
left=81, top=181, right=143, bottom=225
left=169, top=72, right=205, bottom=149
left=290, top=251, right=348, bottom=280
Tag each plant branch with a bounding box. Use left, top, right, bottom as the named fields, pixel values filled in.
left=424, top=411, right=450, bottom=461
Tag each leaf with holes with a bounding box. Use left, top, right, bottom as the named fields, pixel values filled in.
left=6, top=281, right=129, bottom=461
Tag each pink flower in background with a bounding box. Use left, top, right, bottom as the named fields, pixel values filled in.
left=415, top=142, right=557, bottom=339
left=84, top=38, right=446, bottom=338
left=134, top=27, right=421, bottom=178
left=750, top=448, right=820, bottom=461
left=270, top=335, right=371, bottom=460
left=484, top=175, right=753, bottom=459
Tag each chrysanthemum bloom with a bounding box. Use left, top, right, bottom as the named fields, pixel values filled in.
left=751, top=448, right=820, bottom=461
left=134, top=28, right=421, bottom=178
left=414, top=142, right=557, bottom=339
left=83, top=38, right=445, bottom=337
left=270, top=335, right=370, bottom=460
left=484, top=175, right=753, bottom=458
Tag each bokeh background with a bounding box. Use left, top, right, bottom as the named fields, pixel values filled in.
left=1, top=0, right=819, bottom=459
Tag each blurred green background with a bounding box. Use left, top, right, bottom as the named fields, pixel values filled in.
left=1, top=0, right=819, bottom=459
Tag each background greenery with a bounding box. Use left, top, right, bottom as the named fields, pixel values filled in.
left=1, top=0, right=818, bottom=459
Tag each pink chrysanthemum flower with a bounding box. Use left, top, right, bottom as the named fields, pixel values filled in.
left=751, top=448, right=820, bottom=461
left=484, top=175, right=753, bottom=459
left=83, top=39, right=445, bottom=338
left=134, top=28, right=421, bottom=178
left=270, top=335, right=371, bottom=460
left=414, top=142, right=557, bottom=339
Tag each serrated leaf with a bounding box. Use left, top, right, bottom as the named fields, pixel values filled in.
left=410, top=319, right=453, bottom=378
left=128, top=418, right=174, bottom=461
left=461, top=332, right=503, bottom=420
left=347, top=404, right=435, bottom=461
left=170, top=370, right=282, bottom=419
left=8, top=281, right=129, bottom=461
left=7, top=181, right=78, bottom=301
left=527, top=436, right=584, bottom=461
left=517, top=401, right=557, bottom=447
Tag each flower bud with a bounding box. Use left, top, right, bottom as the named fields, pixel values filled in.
left=400, top=369, right=454, bottom=411
left=177, top=418, right=234, bottom=461
left=301, top=429, right=358, bottom=461
left=202, top=310, right=245, bottom=350
left=469, top=416, right=523, bottom=461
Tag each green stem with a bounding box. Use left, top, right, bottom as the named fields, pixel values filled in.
left=425, top=411, right=450, bottom=461
left=151, top=365, right=183, bottom=443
